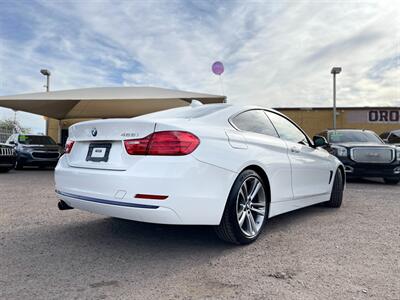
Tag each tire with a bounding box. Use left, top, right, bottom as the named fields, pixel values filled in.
left=384, top=178, right=400, bottom=185
left=325, top=169, right=344, bottom=208
left=15, top=160, right=23, bottom=170
left=215, top=169, right=268, bottom=245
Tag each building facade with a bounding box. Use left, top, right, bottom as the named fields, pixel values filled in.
left=276, top=107, right=400, bottom=137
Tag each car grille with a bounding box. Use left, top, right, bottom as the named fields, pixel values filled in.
left=351, top=148, right=394, bottom=163
left=0, top=147, right=14, bottom=156
left=32, top=152, right=60, bottom=159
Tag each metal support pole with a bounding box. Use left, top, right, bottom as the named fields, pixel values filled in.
left=42, top=71, right=50, bottom=135
left=333, top=73, right=336, bottom=131
left=58, top=120, right=62, bottom=144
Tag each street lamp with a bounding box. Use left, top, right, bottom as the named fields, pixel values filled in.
left=330, top=67, right=341, bottom=131
left=40, top=69, right=51, bottom=92
left=40, top=69, right=51, bottom=137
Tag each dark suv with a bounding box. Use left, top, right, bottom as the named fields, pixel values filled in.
left=6, top=134, right=63, bottom=169
left=318, top=129, right=400, bottom=184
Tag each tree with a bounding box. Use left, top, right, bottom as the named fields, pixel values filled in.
left=0, top=119, right=31, bottom=134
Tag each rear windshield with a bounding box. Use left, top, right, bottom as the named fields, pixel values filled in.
left=18, top=135, right=56, bottom=145
left=142, top=104, right=230, bottom=119
left=328, top=131, right=383, bottom=144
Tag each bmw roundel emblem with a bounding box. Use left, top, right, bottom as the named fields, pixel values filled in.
left=91, top=128, right=98, bottom=137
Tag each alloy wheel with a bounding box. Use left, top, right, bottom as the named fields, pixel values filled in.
left=236, top=176, right=266, bottom=238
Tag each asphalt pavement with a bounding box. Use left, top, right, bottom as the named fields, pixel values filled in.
left=1, top=170, right=399, bottom=299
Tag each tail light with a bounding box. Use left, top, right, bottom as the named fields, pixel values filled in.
left=65, top=140, right=75, bottom=154
left=124, top=131, right=200, bottom=156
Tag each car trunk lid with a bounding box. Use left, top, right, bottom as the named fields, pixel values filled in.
left=66, top=119, right=156, bottom=170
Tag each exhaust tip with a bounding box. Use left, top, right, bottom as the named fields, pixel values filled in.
left=58, top=200, right=73, bottom=210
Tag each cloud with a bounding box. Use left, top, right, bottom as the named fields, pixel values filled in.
left=0, top=0, right=399, bottom=131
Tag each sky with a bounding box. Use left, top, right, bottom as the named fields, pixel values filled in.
left=0, top=0, right=399, bottom=133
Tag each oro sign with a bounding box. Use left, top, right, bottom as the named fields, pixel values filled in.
left=368, top=110, right=400, bottom=123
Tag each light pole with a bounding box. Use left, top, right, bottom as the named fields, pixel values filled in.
left=331, top=67, right=341, bottom=131
left=40, top=69, right=51, bottom=137
left=40, top=69, right=51, bottom=92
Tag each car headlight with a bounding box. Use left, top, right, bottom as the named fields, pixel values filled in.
left=331, top=146, right=348, bottom=157
left=397, top=150, right=400, bottom=161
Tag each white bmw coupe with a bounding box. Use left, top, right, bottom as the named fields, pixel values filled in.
left=55, top=103, right=344, bottom=244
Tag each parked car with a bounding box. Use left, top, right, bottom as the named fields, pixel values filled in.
left=318, top=129, right=400, bottom=184
left=55, top=103, right=345, bottom=244
left=380, top=129, right=400, bottom=147
left=6, top=134, right=63, bottom=169
left=0, top=143, right=16, bottom=172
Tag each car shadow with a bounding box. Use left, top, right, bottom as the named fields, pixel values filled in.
left=14, top=167, right=55, bottom=171
left=49, top=203, right=330, bottom=250
left=346, top=177, right=386, bottom=185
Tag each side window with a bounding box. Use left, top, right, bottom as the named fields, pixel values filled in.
left=266, top=112, right=309, bottom=144
left=231, top=110, right=278, bottom=137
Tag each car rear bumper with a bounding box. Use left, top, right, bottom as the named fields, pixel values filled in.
left=55, top=155, right=237, bottom=225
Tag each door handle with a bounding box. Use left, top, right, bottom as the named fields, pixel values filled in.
left=291, top=146, right=300, bottom=153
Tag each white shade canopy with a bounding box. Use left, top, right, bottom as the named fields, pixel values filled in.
left=0, top=87, right=226, bottom=119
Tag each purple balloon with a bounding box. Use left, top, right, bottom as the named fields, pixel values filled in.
left=212, top=61, right=224, bottom=75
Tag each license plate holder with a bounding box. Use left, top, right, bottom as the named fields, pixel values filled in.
left=86, top=143, right=112, bottom=162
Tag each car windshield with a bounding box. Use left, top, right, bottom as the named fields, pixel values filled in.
left=328, top=131, right=383, bottom=144
left=18, top=135, right=56, bottom=145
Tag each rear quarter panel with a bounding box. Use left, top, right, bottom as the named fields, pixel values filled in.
left=156, top=120, right=293, bottom=205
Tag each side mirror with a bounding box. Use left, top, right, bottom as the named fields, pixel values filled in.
left=313, top=135, right=329, bottom=148
left=9, top=141, right=15, bottom=145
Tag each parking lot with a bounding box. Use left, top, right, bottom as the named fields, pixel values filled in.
left=1, top=170, right=399, bottom=300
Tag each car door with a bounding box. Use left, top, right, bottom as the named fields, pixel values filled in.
left=230, top=110, right=293, bottom=206
left=265, top=111, right=333, bottom=200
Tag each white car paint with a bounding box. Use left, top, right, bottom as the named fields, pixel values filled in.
left=55, top=104, right=344, bottom=225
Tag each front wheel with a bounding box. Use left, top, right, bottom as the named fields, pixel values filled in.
left=15, top=160, right=23, bottom=170
left=384, top=178, right=400, bottom=185
left=324, top=169, right=344, bottom=208
left=215, top=170, right=268, bottom=245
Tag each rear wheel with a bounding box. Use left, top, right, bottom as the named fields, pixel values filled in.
left=325, top=169, right=343, bottom=208
left=215, top=170, right=268, bottom=244
left=384, top=178, right=399, bottom=185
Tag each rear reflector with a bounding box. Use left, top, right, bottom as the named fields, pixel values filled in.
left=124, top=131, right=200, bottom=156
left=134, top=194, right=168, bottom=200
left=65, top=140, right=75, bottom=154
